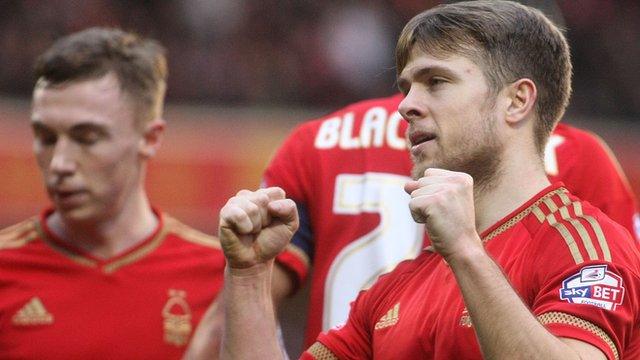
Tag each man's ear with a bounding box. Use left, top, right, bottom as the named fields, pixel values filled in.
left=139, top=118, right=166, bottom=159
left=505, top=78, right=537, bottom=125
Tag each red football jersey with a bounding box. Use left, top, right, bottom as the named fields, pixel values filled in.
left=0, top=209, right=225, bottom=360
left=305, top=184, right=640, bottom=359
left=264, top=94, right=640, bottom=348
left=547, top=123, right=639, bottom=242
left=266, top=94, right=419, bottom=347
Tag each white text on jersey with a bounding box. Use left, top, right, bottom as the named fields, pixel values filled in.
left=314, top=107, right=406, bottom=150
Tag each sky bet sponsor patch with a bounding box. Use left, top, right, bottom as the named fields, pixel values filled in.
left=560, top=265, right=625, bottom=311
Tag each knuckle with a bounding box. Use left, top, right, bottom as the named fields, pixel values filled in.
left=245, top=202, right=261, bottom=217
left=220, top=203, right=239, bottom=217
left=228, top=196, right=245, bottom=207
left=461, top=173, right=473, bottom=185
left=256, top=188, right=270, bottom=196
left=236, top=189, right=253, bottom=197
left=230, top=209, right=248, bottom=223
left=249, top=192, right=270, bottom=206
left=266, top=186, right=285, bottom=198
left=221, top=211, right=245, bottom=229
left=449, top=174, right=463, bottom=183
left=433, top=192, right=447, bottom=204
left=274, top=187, right=286, bottom=197
left=409, top=197, right=428, bottom=212
left=257, top=193, right=270, bottom=205
left=259, top=186, right=286, bottom=201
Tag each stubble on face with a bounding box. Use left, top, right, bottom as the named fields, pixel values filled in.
left=410, top=100, right=504, bottom=192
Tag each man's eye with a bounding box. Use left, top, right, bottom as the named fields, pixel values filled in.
left=429, top=77, right=447, bottom=87
left=73, top=132, right=101, bottom=145
left=70, top=128, right=106, bottom=145
left=35, top=132, right=57, bottom=146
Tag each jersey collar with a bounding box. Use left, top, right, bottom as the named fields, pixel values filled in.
left=36, top=207, right=168, bottom=273
left=424, top=182, right=568, bottom=251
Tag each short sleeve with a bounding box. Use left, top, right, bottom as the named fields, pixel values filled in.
left=264, top=124, right=317, bottom=286
left=531, top=223, right=640, bottom=360
left=306, top=289, right=373, bottom=359
left=263, top=123, right=316, bottom=203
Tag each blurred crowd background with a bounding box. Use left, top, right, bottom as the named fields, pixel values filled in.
left=1, top=0, right=639, bottom=116
left=0, top=1, right=638, bottom=355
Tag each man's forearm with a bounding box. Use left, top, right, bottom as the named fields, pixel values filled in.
left=183, top=298, right=223, bottom=360
left=448, top=243, right=581, bottom=360
left=221, top=262, right=284, bottom=360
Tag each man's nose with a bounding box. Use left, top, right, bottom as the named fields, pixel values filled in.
left=398, top=88, right=427, bottom=124
left=49, top=138, right=77, bottom=176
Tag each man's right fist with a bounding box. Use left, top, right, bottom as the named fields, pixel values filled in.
left=219, top=187, right=299, bottom=269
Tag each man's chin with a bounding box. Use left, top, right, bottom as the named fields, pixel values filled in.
left=55, top=204, right=98, bottom=223
left=411, top=160, right=440, bottom=180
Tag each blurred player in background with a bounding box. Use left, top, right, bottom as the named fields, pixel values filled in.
left=218, top=1, right=640, bottom=358
left=265, top=93, right=640, bottom=349
left=0, top=28, right=225, bottom=359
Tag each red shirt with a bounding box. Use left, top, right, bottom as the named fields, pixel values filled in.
left=264, top=94, right=640, bottom=347
left=305, top=184, right=640, bottom=359
left=0, top=209, right=225, bottom=360
left=266, top=94, right=417, bottom=347
left=548, top=123, right=639, bottom=242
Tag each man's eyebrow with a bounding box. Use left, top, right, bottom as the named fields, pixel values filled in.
left=67, top=123, right=111, bottom=139
left=69, top=122, right=108, bottom=131
left=400, top=65, right=458, bottom=82
left=31, top=121, right=51, bottom=132
left=30, top=121, right=109, bottom=135
left=397, top=65, right=459, bottom=92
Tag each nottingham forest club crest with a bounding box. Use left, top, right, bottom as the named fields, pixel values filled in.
left=560, top=265, right=625, bottom=311
left=162, top=289, right=193, bottom=346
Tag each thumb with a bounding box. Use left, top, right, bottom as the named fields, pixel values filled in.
left=218, top=226, right=241, bottom=257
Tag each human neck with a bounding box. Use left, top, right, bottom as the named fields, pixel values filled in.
left=473, top=151, right=550, bottom=235
left=48, top=190, right=158, bottom=259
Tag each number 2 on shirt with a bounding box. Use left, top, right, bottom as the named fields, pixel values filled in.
left=323, top=173, right=423, bottom=331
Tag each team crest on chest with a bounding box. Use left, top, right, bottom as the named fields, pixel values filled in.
left=459, top=307, right=473, bottom=328
left=560, top=265, right=625, bottom=311
left=162, top=289, right=192, bottom=346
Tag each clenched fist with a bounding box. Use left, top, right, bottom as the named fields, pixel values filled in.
left=219, top=187, right=299, bottom=269
left=404, top=168, right=482, bottom=261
